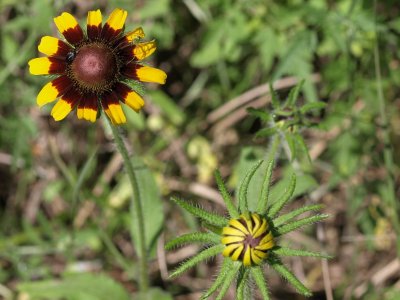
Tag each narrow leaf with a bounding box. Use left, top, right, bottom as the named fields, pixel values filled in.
left=285, top=132, right=297, bottom=161
left=294, top=133, right=311, bottom=163
left=169, top=244, right=224, bottom=278
left=285, top=79, right=304, bottom=108
left=215, top=169, right=239, bottom=218
left=268, top=256, right=312, bottom=296
left=268, top=174, right=296, bottom=218
left=255, top=127, right=277, bottom=138
left=238, top=160, right=264, bottom=213
left=236, top=267, right=250, bottom=300
left=257, top=160, right=275, bottom=215
left=247, top=107, right=271, bottom=122
left=273, top=204, right=324, bottom=227
left=165, top=232, right=220, bottom=250
left=251, top=266, right=270, bottom=300
left=201, top=258, right=233, bottom=299
left=273, top=246, right=332, bottom=259
left=299, top=102, right=326, bottom=114
left=269, top=82, right=280, bottom=109
left=215, top=262, right=241, bottom=300
left=171, top=197, right=227, bottom=227
left=275, top=214, right=329, bottom=236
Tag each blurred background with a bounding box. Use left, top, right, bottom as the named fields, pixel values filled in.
left=0, top=0, right=399, bottom=299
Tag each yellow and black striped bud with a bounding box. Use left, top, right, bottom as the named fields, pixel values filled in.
left=221, top=213, right=274, bottom=266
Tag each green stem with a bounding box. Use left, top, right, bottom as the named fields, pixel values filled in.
left=103, top=116, right=149, bottom=291
left=373, top=0, right=400, bottom=257
left=265, top=134, right=281, bottom=162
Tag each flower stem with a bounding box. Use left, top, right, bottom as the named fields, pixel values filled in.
left=103, top=116, right=149, bottom=291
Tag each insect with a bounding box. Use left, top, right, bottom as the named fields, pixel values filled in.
left=66, top=50, right=77, bottom=64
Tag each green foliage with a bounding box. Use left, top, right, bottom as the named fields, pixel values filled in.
left=17, top=273, right=131, bottom=300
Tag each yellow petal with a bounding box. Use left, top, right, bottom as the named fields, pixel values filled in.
left=28, top=57, right=64, bottom=75
left=222, top=244, right=239, bottom=258
left=222, top=226, right=246, bottom=237
left=126, top=27, right=145, bottom=42
left=37, top=76, right=71, bottom=107
left=231, top=244, right=244, bottom=261
left=250, top=214, right=261, bottom=234
left=51, top=99, right=73, bottom=121
left=38, top=36, right=68, bottom=56
left=87, top=9, right=102, bottom=27
left=221, top=236, right=244, bottom=245
left=105, top=8, right=127, bottom=32
left=228, top=219, right=249, bottom=234
left=53, top=12, right=83, bottom=44
left=123, top=90, right=144, bottom=112
left=135, top=65, right=167, bottom=84
left=250, top=249, right=264, bottom=265
left=133, top=40, right=156, bottom=60
left=243, top=247, right=252, bottom=266
left=253, top=249, right=268, bottom=260
left=37, top=81, right=60, bottom=107
left=77, top=106, right=97, bottom=123
left=260, top=231, right=274, bottom=245
left=108, top=103, right=126, bottom=124
left=253, top=219, right=268, bottom=238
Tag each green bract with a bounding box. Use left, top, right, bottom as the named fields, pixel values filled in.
left=165, top=160, right=330, bottom=299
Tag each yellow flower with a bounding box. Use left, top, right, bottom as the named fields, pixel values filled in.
left=221, top=213, right=274, bottom=266
left=28, top=8, right=167, bottom=124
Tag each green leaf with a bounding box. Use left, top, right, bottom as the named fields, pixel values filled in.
left=273, top=246, right=332, bottom=259
left=169, top=244, right=224, bottom=278
left=215, top=169, right=239, bottom=218
left=233, top=147, right=264, bottom=211
left=268, top=256, right=312, bottom=296
left=17, top=273, right=130, bottom=300
left=284, top=132, right=297, bottom=161
left=238, top=160, right=264, bottom=213
left=251, top=266, right=270, bottom=300
left=236, top=268, right=250, bottom=300
left=257, top=160, right=275, bottom=215
left=268, top=173, right=296, bottom=218
left=247, top=107, right=271, bottom=122
left=215, top=262, right=241, bottom=300
left=299, top=101, right=327, bottom=114
left=255, top=127, right=278, bottom=138
left=130, top=158, right=164, bottom=256
left=165, top=232, right=220, bottom=250
left=171, top=197, right=227, bottom=227
left=294, top=133, right=311, bottom=162
left=285, top=79, right=305, bottom=108
left=201, top=258, right=233, bottom=299
left=269, top=82, right=280, bottom=109
left=273, top=204, right=324, bottom=227
left=275, top=214, right=329, bottom=236
left=135, top=287, right=173, bottom=300
left=148, top=90, right=185, bottom=125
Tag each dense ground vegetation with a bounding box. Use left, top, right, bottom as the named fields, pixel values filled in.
left=0, top=0, right=399, bottom=299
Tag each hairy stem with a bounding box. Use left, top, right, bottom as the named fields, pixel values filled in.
left=104, top=116, right=149, bottom=291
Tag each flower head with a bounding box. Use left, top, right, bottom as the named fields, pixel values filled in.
left=222, top=213, right=274, bottom=266
left=28, top=8, right=166, bottom=124
left=166, top=160, right=330, bottom=299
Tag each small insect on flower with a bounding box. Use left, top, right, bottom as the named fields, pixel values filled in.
left=28, top=8, right=167, bottom=124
